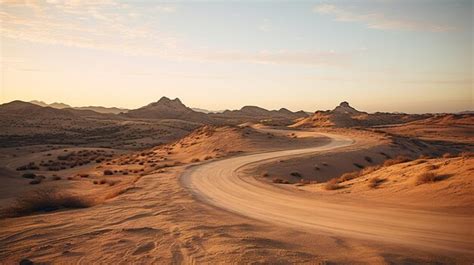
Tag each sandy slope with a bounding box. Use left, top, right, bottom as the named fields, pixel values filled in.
left=181, top=133, right=474, bottom=255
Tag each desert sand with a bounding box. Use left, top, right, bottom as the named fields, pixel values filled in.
left=1, top=99, right=473, bottom=264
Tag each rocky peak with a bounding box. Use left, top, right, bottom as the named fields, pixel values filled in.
left=332, top=101, right=361, bottom=115
left=147, top=97, right=187, bottom=111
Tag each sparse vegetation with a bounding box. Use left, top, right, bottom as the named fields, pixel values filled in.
left=353, top=163, right=364, bottom=169
left=103, top=170, right=113, bottom=176
left=273, top=178, right=290, bottom=184
left=416, top=172, right=444, bottom=185
left=368, top=177, right=385, bottom=188
left=383, top=155, right=411, bottom=167
left=325, top=179, right=342, bottom=190
left=21, top=173, right=36, bottom=179
left=4, top=188, right=92, bottom=217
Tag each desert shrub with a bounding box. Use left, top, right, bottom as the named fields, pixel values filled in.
left=353, top=163, right=364, bottom=169
left=79, top=174, right=89, bottom=178
left=416, top=172, right=443, bottom=185
left=51, top=175, right=62, bottom=181
left=325, top=179, right=342, bottom=190
left=29, top=179, right=42, bottom=185
left=368, top=177, right=385, bottom=188
left=99, top=179, right=107, bottom=185
left=93, top=180, right=99, bottom=184
left=262, top=172, right=269, bottom=177
left=204, top=156, right=213, bottom=160
left=4, top=188, right=92, bottom=217
left=103, top=170, right=113, bottom=176
left=191, top=158, right=200, bottom=163
left=22, top=173, right=36, bottom=179
left=322, top=162, right=329, bottom=166
left=383, top=155, right=411, bottom=167
left=418, top=154, right=431, bottom=159
left=425, top=164, right=440, bottom=171
left=379, top=152, right=391, bottom=159
left=272, top=178, right=290, bottom=184
left=360, top=165, right=381, bottom=175
left=364, top=156, right=373, bottom=163
left=290, top=172, right=302, bottom=178
left=339, top=171, right=359, bottom=182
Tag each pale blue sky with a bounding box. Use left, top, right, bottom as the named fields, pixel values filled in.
left=1, top=0, right=472, bottom=113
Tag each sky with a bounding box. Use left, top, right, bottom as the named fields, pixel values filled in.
left=0, top=0, right=472, bottom=113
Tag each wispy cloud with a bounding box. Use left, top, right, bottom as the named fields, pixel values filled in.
left=313, top=4, right=455, bottom=32
left=0, top=1, right=350, bottom=67
left=0, top=1, right=179, bottom=56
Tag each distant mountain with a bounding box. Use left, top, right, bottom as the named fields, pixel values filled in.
left=75, top=106, right=128, bottom=114
left=124, top=97, right=211, bottom=123
left=30, top=100, right=71, bottom=109
left=210, top=105, right=308, bottom=125
left=291, top=102, right=429, bottom=128
left=30, top=100, right=128, bottom=114
left=0, top=101, right=78, bottom=119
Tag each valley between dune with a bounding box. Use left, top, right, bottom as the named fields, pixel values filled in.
left=181, top=132, right=473, bottom=255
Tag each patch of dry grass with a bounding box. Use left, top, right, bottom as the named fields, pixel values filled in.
left=383, top=155, right=411, bottom=167
left=416, top=172, right=444, bottom=185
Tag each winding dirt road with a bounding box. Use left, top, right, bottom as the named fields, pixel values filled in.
left=182, top=133, right=474, bottom=255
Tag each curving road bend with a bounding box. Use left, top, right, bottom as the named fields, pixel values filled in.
left=181, top=133, right=474, bottom=254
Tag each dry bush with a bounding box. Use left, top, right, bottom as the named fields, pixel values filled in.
left=191, top=158, right=200, bottom=163
left=416, top=172, right=443, bottom=185
left=325, top=179, right=342, bottom=190
left=103, top=170, right=113, bottom=176
left=290, top=172, right=302, bottom=178
left=51, top=175, right=62, bottom=181
left=339, top=171, right=359, bottom=182
left=368, top=177, right=385, bottom=188
left=364, top=156, right=373, bottom=163
left=360, top=165, right=381, bottom=175
left=273, top=178, right=290, bottom=184
left=29, top=178, right=42, bottom=185
left=425, top=164, right=440, bottom=171
left=383, top=155, right=411, bottom=167
left=353, top=163, right=364, bottom=169
left=3, top=188, right=92, bottom=217
left=22, top=173, right=36, bottom=179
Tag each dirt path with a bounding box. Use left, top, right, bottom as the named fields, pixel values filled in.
left=181, top=133, right=474, bottom=255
